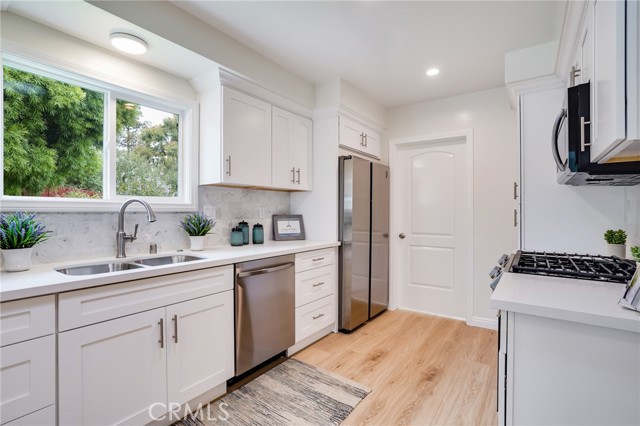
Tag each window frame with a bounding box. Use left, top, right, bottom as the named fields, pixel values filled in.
left=1, top=52, right=198, bottom=212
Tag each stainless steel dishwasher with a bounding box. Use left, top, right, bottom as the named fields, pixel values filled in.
left=235, top=254, right=295, bottom=376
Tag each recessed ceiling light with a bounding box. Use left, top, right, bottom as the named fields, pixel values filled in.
left=110, top=32, right=148, bottom=55
left=426, top=68, right=440, bottom=77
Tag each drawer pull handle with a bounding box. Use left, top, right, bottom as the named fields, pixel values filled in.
left=158, top=318, right=164, bottom=349
left=312, top=313, right=325, bottom=320
left=312, top=282, right=325, bottom=287
left=172, top=314, right=178, bottom=344
left=312, top=257, right=325, bottom=262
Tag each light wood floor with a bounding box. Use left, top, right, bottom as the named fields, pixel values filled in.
left=293, top=310, right=497, bottom=426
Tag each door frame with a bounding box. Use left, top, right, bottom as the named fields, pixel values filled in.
left=388, top=129, right=475, bottom=324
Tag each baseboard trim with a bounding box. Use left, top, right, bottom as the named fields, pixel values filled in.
left=467, top=316, right=498, bottom=330
left=396, top=307, right=466, bottom=322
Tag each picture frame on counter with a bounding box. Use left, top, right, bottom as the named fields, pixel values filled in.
left=272, top=215, right=306, bottom=241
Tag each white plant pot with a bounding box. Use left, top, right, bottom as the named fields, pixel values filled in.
left=189, top=236, right=205, bottom=251
left=607, top=243, right=626, bottom=258
left=1, top=247, right=34, bottom=272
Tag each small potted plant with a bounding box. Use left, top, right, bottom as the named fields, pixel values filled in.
left=604, top=229, right=627, bottom=258
left=0, top=212, right=51, bottom=272
left=631, top=246, right=640, bottom=263
left=179, top=211, right=215, bottom=251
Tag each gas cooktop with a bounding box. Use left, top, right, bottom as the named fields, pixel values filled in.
left=509, top=250, right=637, bottom=284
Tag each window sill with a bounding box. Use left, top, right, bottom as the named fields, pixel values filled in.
left=0, top=197, right=197, bottom=213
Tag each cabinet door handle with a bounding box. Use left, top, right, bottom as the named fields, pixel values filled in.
left=513, top=182, right=519, bottom=200
left=312, top=257, right=325, bottom=262
left=360, top=133, right=365, bottom=147
left=580, top=116, right=591, bottom=152
left=312, top=313, right=325, bottom=320
left=364, top=134, right=368, bottom=148
left=172, top=314, right=178, bottom=344
left=514, top=209, right=518, bottom=227
left=296, top=168, right=301, bottom=184
left=158, top=318, right=164, bottom=349
left=312, top=281, right=325, bottom=287
left=226, top=156, right=232, bottom=176
left=291, top=167, right=295, bottom=183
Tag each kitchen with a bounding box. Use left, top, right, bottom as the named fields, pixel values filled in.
left=0, top=1, right=639, bottom=425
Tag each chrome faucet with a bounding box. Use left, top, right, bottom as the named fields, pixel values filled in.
left=116, top=198, right=157, bottom=258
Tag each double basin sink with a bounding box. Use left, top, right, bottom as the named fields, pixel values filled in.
left=56, top=254, right=204, bottom=276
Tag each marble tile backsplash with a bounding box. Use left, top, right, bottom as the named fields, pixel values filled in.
left=26, top=186, right=290, bottom=265
left=625, top=186, right=640, bottom=253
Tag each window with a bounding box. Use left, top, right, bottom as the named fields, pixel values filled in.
left=2, top=56, right=195, bottom=210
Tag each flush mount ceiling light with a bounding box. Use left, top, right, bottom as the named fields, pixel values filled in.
left=110, top=32, right=148, bottom=55
left=426, top=68, right=440, bottom=77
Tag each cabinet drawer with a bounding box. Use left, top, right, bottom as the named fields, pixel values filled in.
left=4, top=405, right=55, bottom=426
left=295, top=294, right=335, bottom=342
left=0, top=295, right=55, bottom=347
left=0, top=335, right=55, bottom=425
left=295, top=248, right=335, bottom=273
left=59, top=265, right=233, bottom=331
left=295, top=265, right=335, bottom=308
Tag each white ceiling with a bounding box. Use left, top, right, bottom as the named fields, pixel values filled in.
left=172, top=0, right=566, bottom=107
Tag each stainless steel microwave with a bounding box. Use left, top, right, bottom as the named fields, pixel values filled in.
left=552, top=82, right=640, bottom=186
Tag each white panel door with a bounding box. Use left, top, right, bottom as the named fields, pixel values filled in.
left=58, top=308, right=167, bottom=426
left=222, top=86, right=272, bottom=186
left=166, top=291, right=234, bottom=406
left=397, top=139, right=468, bottom=318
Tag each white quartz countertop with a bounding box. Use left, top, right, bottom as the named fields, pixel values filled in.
left=490, top=272, right=640, bottom=334
left=0, top=240, right=340, bottom=302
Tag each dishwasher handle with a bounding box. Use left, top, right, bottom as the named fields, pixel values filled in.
left=237, top=262, right=294, bottom=278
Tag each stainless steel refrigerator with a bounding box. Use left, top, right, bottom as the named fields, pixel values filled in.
left=338, top=155, right=389, bottom=332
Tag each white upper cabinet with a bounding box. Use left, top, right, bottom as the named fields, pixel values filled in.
left=590, top=0, right=640, bottom=162
left=570, top=3, right=593, bottom=86
left=221, top=87, right=273, bottom=186
left=339, top=115, right=381, bottom=159
left=197, top=71, right=314, bottom=191
left=272, top=106, right=312, bottom=190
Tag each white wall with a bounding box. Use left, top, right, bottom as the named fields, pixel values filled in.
left=625, top=187, right=640, bottom=254
left=520, top=87, right=627, bottom=254
left=386, top=87, right=519, bottom=326
left=89, top=0, right=315, bottom=110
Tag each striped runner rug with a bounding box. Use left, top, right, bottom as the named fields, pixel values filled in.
left=174, top=358, right=371, bottom=426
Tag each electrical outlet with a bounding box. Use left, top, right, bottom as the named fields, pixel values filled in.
left=258, top=207, right=266, bottom=219
left=203, top=205, right=216, bottom=220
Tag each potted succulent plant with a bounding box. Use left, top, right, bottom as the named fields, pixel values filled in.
left=0, top=212, right=51, bottom=272
left=604, top=229, right=627, bottom=258
left=179, top=211, right=215, bottom=251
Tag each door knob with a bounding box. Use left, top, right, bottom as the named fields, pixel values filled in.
left=399, top=233, right=406, bottom=239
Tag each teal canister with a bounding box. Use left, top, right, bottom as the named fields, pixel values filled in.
left=230, top=227, right=244, bottom=247
left=252, top=223, right=264, bottom=244
left=238, top=220, right=249, bottom=245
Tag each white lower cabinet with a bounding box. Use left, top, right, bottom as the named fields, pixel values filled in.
left=4, top=405, right=55, bottom=426
left=58, top=266, right=234, bottom=426
left=0, top=296, right=56, bottom=426
left=59, top=309, right=167, bottom=426
left=294, top=248, right=338, bottom=345
left=166, top=292, right=234, bottom=405
left=0, top=336, right=55, bottom=425
left=499, top=311, right=640, bottom=426
left=295, top=295, right=335, bottom=342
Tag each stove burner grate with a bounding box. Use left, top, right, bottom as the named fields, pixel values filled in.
left=510, top=251, right=636, bottom=284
